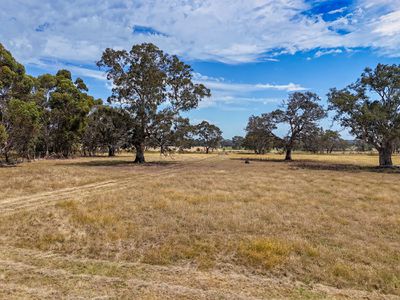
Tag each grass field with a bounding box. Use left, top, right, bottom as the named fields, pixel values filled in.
left=0, top=152, right=399, bottom=299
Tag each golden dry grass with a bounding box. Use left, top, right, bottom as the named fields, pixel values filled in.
left=0, top=152, right=399, bottom=299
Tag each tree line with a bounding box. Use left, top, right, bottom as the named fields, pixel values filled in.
left=0, top=43, right=223, bottom=164
left=1, top=42, right=399, bottom=166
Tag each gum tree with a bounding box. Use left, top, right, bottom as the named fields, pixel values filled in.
left=328, top=64, right=400, bottom=167
left=272, top=92, right=326, bottom=160
left=195, top=121, right=222, bottom=154
left=244, top=114, right=277, bottom=154
left=97, top=43, right=210, bottom=163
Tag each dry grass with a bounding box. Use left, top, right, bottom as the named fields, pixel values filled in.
left=0, top=152, right=399, bottom=299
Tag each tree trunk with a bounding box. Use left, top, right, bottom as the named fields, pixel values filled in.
left=285, top=147, right=292, bottom=161
left=205, top=147, right=209, bottom=154
left=108, top=146, right=116, bottom=157
left=134, top=143, right=145, bottom=163
left=378, top=144, right=393, bottom=167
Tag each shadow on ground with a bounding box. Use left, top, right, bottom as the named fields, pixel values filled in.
left=57, top=159, right=179, bottom=168
left=232, top=158, right=400, bottom=174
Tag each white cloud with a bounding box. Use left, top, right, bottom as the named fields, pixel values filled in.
left=193, top=73, right=306, bottom=92
left=315, top=48, right=343, bottom=58
left=193, top=73, right=303, bottom=109
left=0, top=0, right=399, bottom=66
left=372, top=10, right=400, bottom=37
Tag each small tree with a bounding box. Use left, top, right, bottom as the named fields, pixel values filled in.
left=321, top=130, right=342, bottom=153
left=196, top=121, right=222, bottom=153
left=97, top=43, right=210, bottom=163
left=328, top=64, right=400, bottom=166
left=272, top=92, right=326, bottom=160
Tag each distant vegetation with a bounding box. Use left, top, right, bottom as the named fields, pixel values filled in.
left=1, top=42, right=399, bottom=166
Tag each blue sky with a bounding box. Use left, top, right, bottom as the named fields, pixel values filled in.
left=1, top=0, right=400, bottom=138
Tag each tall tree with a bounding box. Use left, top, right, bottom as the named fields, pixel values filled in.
left=329, top=64, right=400, bottom=166
left=46, top=70, right=97, bottom=157
left=195, top=121, right=222, bottom=154
left=0, top=43, right=35, bottom=122
left=272, top=92, right=326, bottom=160
left=5, top=99, right=42, bottom=160
left=97, top=43, right=210, bottom=163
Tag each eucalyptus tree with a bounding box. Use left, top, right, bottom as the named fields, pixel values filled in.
left=243, top=114, right=277, bottom=154
left=147, top=111, right=194, bottom=154
left=97, top=43, right=210, bottom=163
left=272, top=92, right=326, bottom=160
left=329, top=64, right=400, bottom=166
left=195, top=121, right=222, bottom=154
left=44, top=70, right=97, bottom=157
left=5, top=99, right=42, bottom=160
left=83, top=105, right=131, bottom=156
left=0, top=43, right=35, bottom=122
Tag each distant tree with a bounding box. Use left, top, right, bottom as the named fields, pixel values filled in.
left=243, top=114, right=276, bottom=154
left=321, top=130, right=342, bottom=153
left=220, top=139, right=233, bottom=148
left=329, top=64, right=400, bottom=166
left=232, top=136, right=244, bottom=150
left=300, top=125, right=324, bottom=153
left=83, top=105, right=131, bottom=157
left=147, top=111, right=194, bottom=154
left=195, top=121, right=222, bottom=153
left=97, top=43, right=210, bottom=163
left=272, top=92, right=326, bottom=160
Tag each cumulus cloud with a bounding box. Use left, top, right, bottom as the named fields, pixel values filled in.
left=1, top=0, right=399, bottom=67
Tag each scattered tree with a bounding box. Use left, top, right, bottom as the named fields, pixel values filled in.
left=272, top=92, right=326, bottom=160
left=232, top=136, right=244, bottom=150
left=97, top=43, right=210, bottom=163
left=195, top=121, right=222, bottom=153
left=328, top=64, right=400, bottom=166
left=243, top=114, right=276, bottom=154
left=83, top=105, right=131, bottom=156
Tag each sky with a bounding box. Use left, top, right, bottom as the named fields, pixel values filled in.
left=1, top=0, right=400, bottom=138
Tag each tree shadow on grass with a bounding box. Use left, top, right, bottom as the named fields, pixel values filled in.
left=232, top=157, right=400, bottom=174
left=57, top=159, right=179, bottom=168
left=292, top=161, right=400, bottom=174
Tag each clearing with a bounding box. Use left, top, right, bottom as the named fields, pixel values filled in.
left=0, top=153, right=399, bottom=299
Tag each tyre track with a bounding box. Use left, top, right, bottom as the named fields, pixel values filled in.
left=0, top=155, right=224, bottom=215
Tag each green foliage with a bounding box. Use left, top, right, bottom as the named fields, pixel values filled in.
left=97, top=43, right=211, bottom=162
left=6, top=99, right=42, bottom=158
left=83, top=105, right=131, bottom=156
left=328, top=64, right=400, bottom=166
left=244, top=114, right=277, bottom=154
left=195, top=121, right=223, bottom=153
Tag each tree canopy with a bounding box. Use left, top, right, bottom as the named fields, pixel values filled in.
left=97, top=43, right=211, bottom=163
left=328, top=64, right=400, bottom=166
